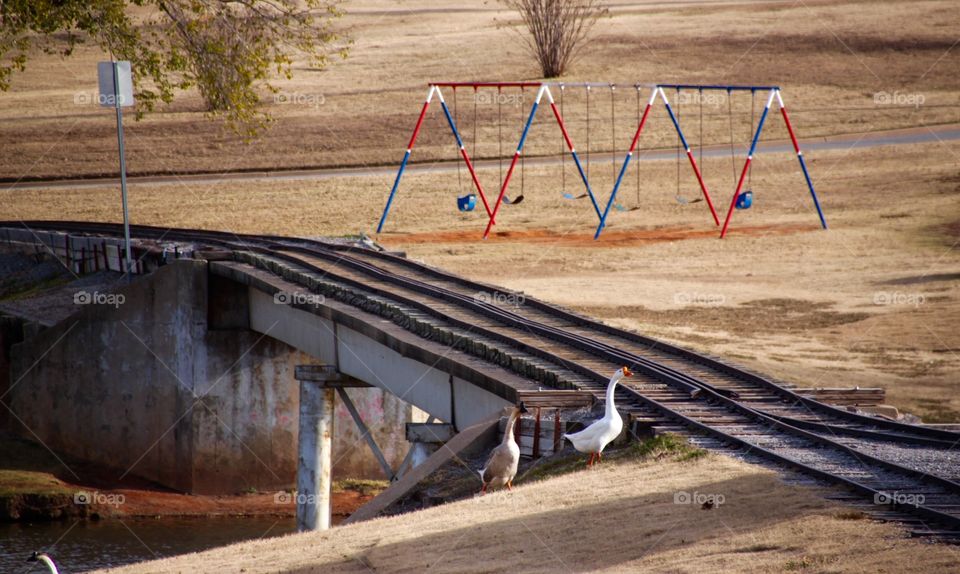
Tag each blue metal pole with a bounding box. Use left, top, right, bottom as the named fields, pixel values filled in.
left=377, top=150, right=412, bottom=233
left=439, top=100, right=464, bottom=148
left=570, top=150, right=602, bottom=220
left=663, top=99, right=690, bottom=151
left=595, top=153, right=633, bottom=239
left=798, top=154, right=827, bottom=229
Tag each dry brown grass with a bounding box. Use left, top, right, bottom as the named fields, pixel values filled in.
left=92, top=453, right=960, bottom=573
left=1, top=0, right=958, bottom=180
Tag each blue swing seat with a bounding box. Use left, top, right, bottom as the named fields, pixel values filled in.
left=457, top=194, right=477, bottom=212
left=736, top=190, right=753, bottom=210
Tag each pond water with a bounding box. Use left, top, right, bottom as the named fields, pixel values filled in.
left=3, top=516, right=296, bottom=573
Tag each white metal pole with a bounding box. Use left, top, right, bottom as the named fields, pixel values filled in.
left=112, top=61, right=133, bottom=279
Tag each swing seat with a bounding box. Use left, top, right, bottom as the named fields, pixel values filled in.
left=457, top=194, right=477, bottom=212
left=736, top=190, right=754, bottom=210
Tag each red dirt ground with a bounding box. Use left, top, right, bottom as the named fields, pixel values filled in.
left=85, top=488, right=373, bottom=522
left=382, top=223, right=821, bottom=246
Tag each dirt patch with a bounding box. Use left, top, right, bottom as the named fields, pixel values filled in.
left=385, top=223, right=821, bottom=247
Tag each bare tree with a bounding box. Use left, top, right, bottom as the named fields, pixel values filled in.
left=502, top=0, right=607, bottom=78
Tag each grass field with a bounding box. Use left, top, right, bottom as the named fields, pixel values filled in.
left=0, top=0, right=958, bottom=180
left=92, top=445, right=960, bottom=573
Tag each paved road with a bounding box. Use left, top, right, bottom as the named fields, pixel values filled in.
left=4, top=124, right=958, bottom=191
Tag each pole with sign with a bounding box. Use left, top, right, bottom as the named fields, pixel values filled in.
left=97, top=61, right=134, bottom=277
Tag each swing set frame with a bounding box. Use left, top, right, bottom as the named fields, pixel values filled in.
left=376, top=81, right=827, bottom=240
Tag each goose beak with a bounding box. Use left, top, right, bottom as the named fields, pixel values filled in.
left=518, top=401, right=529, bottom=414
left=623, top=366, right=633, bottom=377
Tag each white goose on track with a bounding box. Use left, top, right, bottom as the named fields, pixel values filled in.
left=563, top=366, right=633, bottom=465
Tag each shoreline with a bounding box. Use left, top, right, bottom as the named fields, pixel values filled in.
left=0, top=432, right=381, bottom=523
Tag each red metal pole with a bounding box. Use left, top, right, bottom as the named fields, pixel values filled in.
left=431, top=82, right=542, bottom=88
left=686, top=151, right=720, bottom=225
left=407, top=99, right=431, bottom=150
left=549, top=102, right=575, bottom=150
left=720, top=157, right=752, bottom=237
left=483, top=152, right=521, bottom=239
left=459, top=148, right=493, bottom=218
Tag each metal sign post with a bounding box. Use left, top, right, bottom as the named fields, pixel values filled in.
left=97, top=61, right=134, bottom=277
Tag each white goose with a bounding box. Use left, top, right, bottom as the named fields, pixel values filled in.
left=28, top=552, right=60, bottom=574
left=479, top=403, right=528, bottom=493
left=563, top=366, right=633, bottom=465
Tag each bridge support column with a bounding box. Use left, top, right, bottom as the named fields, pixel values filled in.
left=295, top=364, right=380, bottom=531
left=297, top=378, right=334, bottom=532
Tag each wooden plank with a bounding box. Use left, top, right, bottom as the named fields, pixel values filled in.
left=516, top=389, right=595, bottom=408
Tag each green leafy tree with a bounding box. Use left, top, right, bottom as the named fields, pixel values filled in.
left=0, top=0, right=347, bottom=135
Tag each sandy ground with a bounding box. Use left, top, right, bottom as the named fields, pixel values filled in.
left=0, top=0, right=958, bottom=180
left=93, top=451, right=960, bottom=574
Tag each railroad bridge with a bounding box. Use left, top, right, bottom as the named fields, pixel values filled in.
left=2, top=222, right=959, bottom=539
left=0, top=225, right=528, bottom=495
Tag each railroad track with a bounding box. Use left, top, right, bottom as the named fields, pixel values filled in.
left=8, top=221, right=960, bottom=541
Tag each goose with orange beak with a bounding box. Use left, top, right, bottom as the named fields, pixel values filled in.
left=563, top=366, right=633, bottom=466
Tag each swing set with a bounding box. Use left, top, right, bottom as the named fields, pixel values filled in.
left=376, top=81, right=827, bottom=240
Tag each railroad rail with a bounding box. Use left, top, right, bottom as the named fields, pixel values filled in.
left=6, top=221, right=960, bottom=541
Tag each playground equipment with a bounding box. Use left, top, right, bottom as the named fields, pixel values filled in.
left=598, top=84, right=827, bottom=239
left=377, top=81, right=827, bottom=240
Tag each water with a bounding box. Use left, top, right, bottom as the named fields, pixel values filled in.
left=2, top=516, right=296, bottom=573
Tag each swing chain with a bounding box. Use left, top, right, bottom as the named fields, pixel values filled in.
left=520, top=86, right=525, bottom=194
left=676, top=87, right=681, bottom=199
left=586, top=85, right=591, bottom=181
left=498, top=86, right=503, bottom=188
left=560, top=84, right=566, bottom=194
left=635, top=84, right=641, bottom=206
left=453, top=87, right=463, bottom=194
left=610, top=83, right=616, bottom=184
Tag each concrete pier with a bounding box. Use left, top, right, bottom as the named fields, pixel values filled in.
left=297, top=379, right=334, bottom=531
